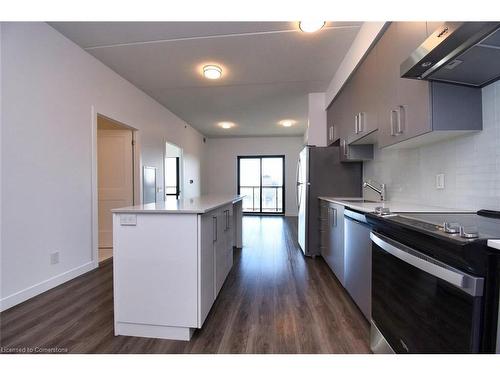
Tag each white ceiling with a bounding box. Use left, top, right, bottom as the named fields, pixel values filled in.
left=49, top=22, right=362, bottom=137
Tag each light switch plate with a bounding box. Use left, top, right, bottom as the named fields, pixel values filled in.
left=436, top=174, right=445, bottom=189
left=120, top=214, right=137, bottom=226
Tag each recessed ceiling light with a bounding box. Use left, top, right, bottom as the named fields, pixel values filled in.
left=203, top=65, right=222, bottom=80
left=279, top=119, right=296, bottom=127
left=299, top=21, right=326, bottom=33
left=218, top=121, right=235, bottom=129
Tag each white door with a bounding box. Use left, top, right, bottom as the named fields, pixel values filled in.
left=98, top=129, right=133, bottom=248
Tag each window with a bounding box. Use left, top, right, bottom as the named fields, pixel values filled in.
left=237, top=156, right=285, bottom=214
left=164, top=141, right=183, bottom=202
left=165, top=157, right=179, bottom=200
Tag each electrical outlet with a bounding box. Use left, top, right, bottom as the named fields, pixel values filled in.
left=436, top=174, right=445, bottom=190
left=50, top=251, right=60, bottom=265
left=120, top=214, right=137, bottom=226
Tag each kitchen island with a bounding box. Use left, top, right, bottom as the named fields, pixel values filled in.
left=112, top=194, right=244, bottom=341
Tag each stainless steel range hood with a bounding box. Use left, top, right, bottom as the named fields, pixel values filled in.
left=401, top=22, right=500, bottom=87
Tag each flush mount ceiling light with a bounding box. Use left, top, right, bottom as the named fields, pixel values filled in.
left=203, top=65, right=222, bottom=80
left=218, top=121, right=235, bottom=129
left=299, top=21, right=326, bottom=33
left=279, top=119, right=296, bottom=127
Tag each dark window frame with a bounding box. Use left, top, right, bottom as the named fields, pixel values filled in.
left=237, top=155, right=285, bottom=215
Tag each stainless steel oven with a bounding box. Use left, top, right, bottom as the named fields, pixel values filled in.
left=370, top=232, right=484, bottom=353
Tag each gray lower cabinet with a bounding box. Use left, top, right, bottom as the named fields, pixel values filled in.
left=319, top=200, right=345, bottom=286
left=344, top=210, right=372, bottom=320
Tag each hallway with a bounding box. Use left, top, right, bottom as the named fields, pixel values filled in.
left=0, top=216, right=370, bottom=354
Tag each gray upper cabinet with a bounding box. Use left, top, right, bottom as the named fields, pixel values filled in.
left=378, top=22, right=482, bottom=148
left=348, top=44, right=379, bottom=144
left=339, top=140, right=374, bottom=162
left=327, top=21, right=483, bottom=150
left=377, top=22, right=432, bottom=148
left=326, top=97, right=340, bottom=145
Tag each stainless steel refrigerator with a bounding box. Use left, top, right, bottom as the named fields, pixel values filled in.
left=297, top=146, right=362, bottom=256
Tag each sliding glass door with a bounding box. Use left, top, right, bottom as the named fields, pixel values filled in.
left=237, top=156, right=285, bottom=214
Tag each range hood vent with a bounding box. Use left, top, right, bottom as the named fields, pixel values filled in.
left=401, top=22, right=500, bottom=87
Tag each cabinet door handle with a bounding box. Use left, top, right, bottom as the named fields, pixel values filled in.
left=213, top=216, right=217, bottom=242
left=342, top=139, right=348, bottom=157
left=329, top=207, right=337, bottom=227
left=397, top=105, right=406, bottom=135
left=390, top=109, right=398, bottom=136
left=358, top=112, right=364, bottom=133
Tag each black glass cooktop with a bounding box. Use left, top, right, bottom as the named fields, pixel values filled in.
left=381, top=210, right=500, bottom=243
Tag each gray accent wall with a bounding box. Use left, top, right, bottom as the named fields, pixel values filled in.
left=363, top=80, right=500, bottom=211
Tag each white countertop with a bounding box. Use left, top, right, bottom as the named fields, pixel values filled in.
left=488, top=240, right=500, bottom=251
left=318, top=197, right=474, bottom=214
left=112, top=194, right=244, bottom=214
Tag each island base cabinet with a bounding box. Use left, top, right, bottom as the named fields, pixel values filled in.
left=113, top=213, right=199, bottom=340
left=199, top=203, right=234, bottom=326
left=214, top=204, right=234, bottom=297
left=198, top=212, right=216, bottom=326
left=113, top=199, right=241, bottom=341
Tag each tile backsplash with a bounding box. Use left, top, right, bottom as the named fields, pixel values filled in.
left=363, top=80, right=500, bottom=211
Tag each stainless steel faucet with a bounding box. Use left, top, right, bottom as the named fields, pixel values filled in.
left=363, top=180, right=386, bottom=201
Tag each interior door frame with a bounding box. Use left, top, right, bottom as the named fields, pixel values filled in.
left=91, top=108, right=141, bottom=268
left=237, top=155, right=286, bottom=216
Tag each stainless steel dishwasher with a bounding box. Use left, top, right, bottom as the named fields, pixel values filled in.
left=344, top=209, right=372, bottom=320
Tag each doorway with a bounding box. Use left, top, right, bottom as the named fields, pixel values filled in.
left=96, top=115, right=135, bottom=263
left=237, top=156, right=285, bottom=214
left=164, top=142, right=183, bottom=202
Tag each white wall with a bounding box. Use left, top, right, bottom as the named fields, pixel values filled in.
left=363, top=81, right=500, bottom=211
left=205, top=137, right=304, bottom=216
left=1, top=22, right=206, bottom=310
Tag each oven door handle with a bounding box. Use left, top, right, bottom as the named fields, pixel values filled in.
left=370, top=232, right=483, bottom=297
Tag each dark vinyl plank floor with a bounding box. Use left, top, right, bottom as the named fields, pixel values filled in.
left=0, top=216, right=370, bottom=354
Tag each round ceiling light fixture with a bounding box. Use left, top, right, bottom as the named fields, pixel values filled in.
left=218, top=121, right=235, bottom=129
left=299, top=21, right=326, bottom=33
left=279, top=119, right=296, bottom=127
left=203, top=64, right=222, bottom=80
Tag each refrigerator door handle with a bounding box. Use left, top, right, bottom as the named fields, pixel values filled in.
left=297, top=184, right=301, bottom=212
left=296, top=157, right=301, bottom=211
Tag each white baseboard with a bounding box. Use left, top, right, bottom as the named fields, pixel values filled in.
left=115, top=322, right=195, bottom=341
left=0, top=260, right=98, bottom=312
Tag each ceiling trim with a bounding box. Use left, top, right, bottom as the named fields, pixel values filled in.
left=84, top=25, right=360, bottom=50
